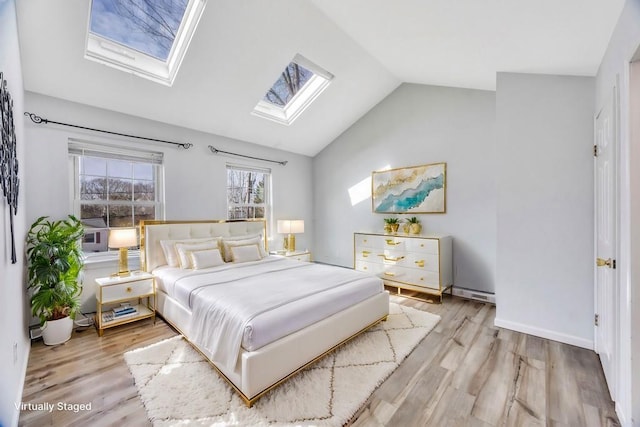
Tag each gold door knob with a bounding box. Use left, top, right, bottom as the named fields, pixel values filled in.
left=596, top=258, right=613, bottom=268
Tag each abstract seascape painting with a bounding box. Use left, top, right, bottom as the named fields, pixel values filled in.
left=372, top=163, right=446, bottom=213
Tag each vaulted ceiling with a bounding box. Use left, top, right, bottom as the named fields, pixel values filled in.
left=16, top=0, right=625, bottom=156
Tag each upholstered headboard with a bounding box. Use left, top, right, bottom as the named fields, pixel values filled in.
left=140, top=219, right=267, bottom=272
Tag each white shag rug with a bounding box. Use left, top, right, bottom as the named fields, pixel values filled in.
left=124, top=303, right=440, bottom=426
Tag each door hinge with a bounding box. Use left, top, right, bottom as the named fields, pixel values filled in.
left=595, top=314, right=599, bottom=326
left=613, top=259, right=616, bottom=269
left=593, top=145, right=598, bottom=157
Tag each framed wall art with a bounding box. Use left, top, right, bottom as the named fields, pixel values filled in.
left=372, top=162, right=446, bottom=214
left=0, top=72, right=20, bottom=263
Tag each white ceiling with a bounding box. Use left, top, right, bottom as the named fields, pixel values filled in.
left=16, top=0, right=624, bottom=157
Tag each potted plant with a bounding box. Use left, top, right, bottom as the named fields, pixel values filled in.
left=406, top=217, right=422, bottom=234
left=26, top=215, right=85, bottom=345
left=383, top=217, right=400, bottom=234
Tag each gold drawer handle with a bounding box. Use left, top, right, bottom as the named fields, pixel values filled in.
left=362, top=250, right=371, bottom=258
left=385, top=239, right=402, bottom=246
left=126, top=287, right=133, bottom=293
left=415, top=260, right=425, bottom=267
left=384, top=271, right=396, bottom=277
left=378, top=254, right=405, bottom=262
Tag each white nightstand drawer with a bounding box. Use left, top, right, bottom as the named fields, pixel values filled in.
left=101, top=278, right=154, bottom=303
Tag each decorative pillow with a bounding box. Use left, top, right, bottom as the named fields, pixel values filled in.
left=190, top=248, right=225, bottom=270
left=175, top=241, right=220, bottom=269
left=160, top=237, right=218, bottom=267
left=221, top=234, right=266, bottom=262
left=229, top=244, right=262, bottom=263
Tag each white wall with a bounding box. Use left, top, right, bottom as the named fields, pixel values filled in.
left=24, top=92, right=315, bottom=312
left=313, top=83, right=496, bottom=294
left=495, top=72, right=595, bottom=349
left=0, top=1, right=29, bottom=426
left=594, top=0, right=640, bottom=424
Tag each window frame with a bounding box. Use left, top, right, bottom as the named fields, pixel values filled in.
left=85, top=0, right=207, bottom=86
left=252, top=54, right=334, bottom=126
left=69, top=140, right=165, bottom=253
left=226, top=164, right=271, bottom=221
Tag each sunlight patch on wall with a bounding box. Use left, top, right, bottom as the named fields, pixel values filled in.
left=348, top=165, right=390, bottom=206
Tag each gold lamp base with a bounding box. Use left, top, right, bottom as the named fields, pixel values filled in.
left=117, top=247, right=131, bottom=277
left=285, top=234, right=296, bottom=252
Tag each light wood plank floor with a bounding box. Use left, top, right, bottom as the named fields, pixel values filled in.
left=19, top=295, right=619, bottom=426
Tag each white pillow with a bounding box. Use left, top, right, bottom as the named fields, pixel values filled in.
left=175, top=241, right=220, bottom=269
left=190, top=248, right=225, bottom=270
left=221, top=234, right=266, bottom=262
left=160, top=237, right=218, bottom=267
left=230, top=244, right=262, bottom=263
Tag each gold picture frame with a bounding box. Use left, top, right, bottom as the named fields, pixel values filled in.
left=372, top=162, right=446, bottom=213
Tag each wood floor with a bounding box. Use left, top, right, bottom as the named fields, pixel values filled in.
left=19, top=295, right=619, bottom=427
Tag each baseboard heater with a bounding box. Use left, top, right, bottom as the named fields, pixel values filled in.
left=451, top=287, right=496, bottom=304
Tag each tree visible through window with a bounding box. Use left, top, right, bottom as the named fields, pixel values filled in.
left=227, top=166, right=270, bottom=220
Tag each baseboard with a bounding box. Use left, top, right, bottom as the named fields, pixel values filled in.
left=451, top=287, right=496, bottom=304
left=494, top=317, right=593, bottom=350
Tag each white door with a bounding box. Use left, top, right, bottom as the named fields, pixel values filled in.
left=594, top=87, right=618, bottom=400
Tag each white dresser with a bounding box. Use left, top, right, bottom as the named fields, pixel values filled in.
left=354, top=232, right=453, bottom=303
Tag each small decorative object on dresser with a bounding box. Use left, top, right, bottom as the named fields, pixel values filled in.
left=95, top=272, right=155, bottom=336
left=354, top=232, right=453, bottom=303
left=406, top=217, right=422, bottom=234
left=383, top=217, right=400, bottom=234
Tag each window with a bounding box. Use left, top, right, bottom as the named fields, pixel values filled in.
left=226, top=164, right=270, bottom=220
left=69, top=140, right=164, bottom=252
left=252, top=54, right=334, bottom=126
left=86, top=0, right=207, bottom=86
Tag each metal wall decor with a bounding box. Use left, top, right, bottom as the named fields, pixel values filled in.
left=0, top=72, right=20, bottom=264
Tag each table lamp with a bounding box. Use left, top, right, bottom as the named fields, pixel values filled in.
left=108, top=228, right=138, bottom=276
left=277, top=220, right=304, bottom=252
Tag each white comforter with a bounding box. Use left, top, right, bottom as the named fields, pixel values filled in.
left=156, top=257, right=383, bottom=371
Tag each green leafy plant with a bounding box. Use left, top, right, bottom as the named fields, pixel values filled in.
left=406, top=217, right=420, bottom=224
left=383, top=217, right=400, bottom=225
left=26, top=215, right=85, bottom=325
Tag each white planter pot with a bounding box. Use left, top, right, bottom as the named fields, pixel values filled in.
left=41, top=316, right=73, bottom=345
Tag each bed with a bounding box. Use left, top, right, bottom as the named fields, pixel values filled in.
left=140, top=219, right=389, bottom=407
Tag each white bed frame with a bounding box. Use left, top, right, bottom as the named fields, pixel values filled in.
left=140, top=219, right=389, bottom=407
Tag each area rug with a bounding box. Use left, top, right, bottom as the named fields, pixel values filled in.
left=124, top=303, right=440, bottom=426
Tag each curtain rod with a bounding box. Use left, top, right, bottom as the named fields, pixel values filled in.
left=208, top=145, right=288, bottom=166
left=24, top=112, right=193, bottom=149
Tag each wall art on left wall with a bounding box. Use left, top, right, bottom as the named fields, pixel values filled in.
left=0, top=72, right=20, bottom=263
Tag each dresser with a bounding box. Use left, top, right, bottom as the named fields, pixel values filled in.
left=354, top=232, right=453, bottom=303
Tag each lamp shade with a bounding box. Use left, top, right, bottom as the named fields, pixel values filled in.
left=108, top=228, right=138, bottom=249
left=277, top=220, right=291, bottom=234
left=277, top=220, right=304, bottom=234
left=290, top=220, right=304, bottom=234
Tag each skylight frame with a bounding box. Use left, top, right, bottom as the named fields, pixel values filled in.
left=85, top=0, right=207, bottom=86
left=252, top=54, right=334, bottom=126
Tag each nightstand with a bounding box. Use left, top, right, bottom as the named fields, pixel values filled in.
left=95, top=272, right=156, bottom=336
left=272, top=250, right=311, bottom=262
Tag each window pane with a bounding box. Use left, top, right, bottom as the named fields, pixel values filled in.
left=134, top=180, right=155, bottom=201
left=80, top=157, right=106, bottom=176
left=89, top=0, right=188, bottom=61
left=134, top=205, right=156, bottom=225
left=81, top=176, right=107, bottom=200
left=108, top=159, right=133, bottom=179
left=80, top=205, right=107, bottom=225
left=108, top=178, right=133, bottom=200
left=134, top=163, right=154, bottom=180
left=263, top=62, right=314, bottom=107
left=108, top=205, right=133, bottom=227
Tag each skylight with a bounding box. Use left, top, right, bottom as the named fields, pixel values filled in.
left=252, top=54, right=333, bottom=126
left=86, top=0, right=207, bottom=86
